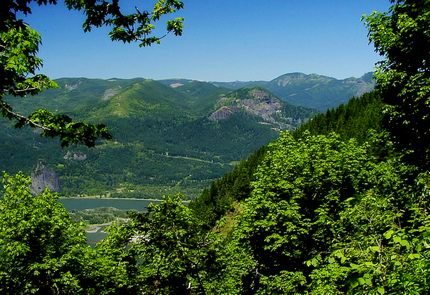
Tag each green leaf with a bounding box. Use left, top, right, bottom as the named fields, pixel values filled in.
left=384, top=229, right=394, bottom=239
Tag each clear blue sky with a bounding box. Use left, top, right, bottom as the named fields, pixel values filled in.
left=25, top=0, right=390, bottom=81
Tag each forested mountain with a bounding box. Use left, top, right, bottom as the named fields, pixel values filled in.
left=214, top=72, right=375, bottom=111
left=294, top=91, right=383, bottom=142
left=1, top=78, right=315, bottom=198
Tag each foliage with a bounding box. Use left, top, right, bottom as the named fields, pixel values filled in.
left=190, top=146, right=267, bottom=228
left=97, top=194, right=212, bottom=294
left=214, top=132, right=429, bottom=293
left=0, top=173, right=92, bottom=293
left=364, top=0, right=430, bottom=169
left=191, top=90, right=383, bottom=230
left=0, top=0, right=183, bottom=147
left=308, top=172, right=430, bottom=294
left=294, top=91, right=383, bottom=144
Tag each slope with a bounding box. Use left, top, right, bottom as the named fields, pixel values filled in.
left=190, top=90, right=383, bottom=227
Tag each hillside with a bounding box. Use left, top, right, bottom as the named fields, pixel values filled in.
left=1, top=77, right=314, bottom=198
left=209, top=87, right=314, bottom=130
left=190, top=90, right=383, bottom=227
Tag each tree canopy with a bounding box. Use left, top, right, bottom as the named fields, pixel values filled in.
left=0, top=0, right=184, bottom=147
left=364, top=0, right=430, bottom=169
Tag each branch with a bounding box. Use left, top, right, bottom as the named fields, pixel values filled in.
left=0, top=100, right=51, bottom=131
left=9, top=86, right=41, bottom=95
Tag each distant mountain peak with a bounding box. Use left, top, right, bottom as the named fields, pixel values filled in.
left=273, top=72, right=335, bottom=87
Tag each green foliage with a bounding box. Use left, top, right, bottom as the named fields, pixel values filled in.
left=190, top=90, right=382, bottom=230
left=97, top=194, right=212, bottom=293
left=295, top=91, right=383, bottom=143
left=1, top=0, right=184, bottom=147
left=0, top=173, right=91, bottom=293
left=231, top=132, right=374, bottom=292
left=213, top=132, right=429, bottom=293
left=190, top=146, right=267, bottom=228
left=364, top=0, right=430, bottom=169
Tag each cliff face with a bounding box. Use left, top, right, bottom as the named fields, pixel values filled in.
left=208, top=106, right=237, bottom=121
left=31, top=162, right=60, bottom=194
left=208, top=87, right=306, bottom=130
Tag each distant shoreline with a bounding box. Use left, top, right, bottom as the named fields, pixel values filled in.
left=59, top=197, right=190, bottom=203
left=59, top=197, right=163, bottom=201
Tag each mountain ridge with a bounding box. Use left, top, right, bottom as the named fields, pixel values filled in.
left=212, top=72, right=374, bottom=110
left=1, top=72, right=372, bottom=198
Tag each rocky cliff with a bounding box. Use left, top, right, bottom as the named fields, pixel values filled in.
left=31, top=162, right=60, bottom=194
left=209, top=87, right=310, bottom=130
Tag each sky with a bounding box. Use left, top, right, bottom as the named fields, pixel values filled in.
left=24, top=0, right=391, bottom=82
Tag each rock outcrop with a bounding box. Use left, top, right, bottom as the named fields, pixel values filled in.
left=31, top=162, right=60, bottom=194
left=64, top=151, right=87, bottom=161
left=209, top=88, right=286, bottom=126
left=209, top=106, right=236, bottom=121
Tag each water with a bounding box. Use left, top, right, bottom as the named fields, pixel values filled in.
left=59, top=198, right=160, bottom=211
left=86, top=230, right=108, bottom=246
left=58, top=198, right=161, bottom=245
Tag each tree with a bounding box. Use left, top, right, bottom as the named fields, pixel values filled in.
left=0, top=172, right=142, bottom=294
left=0, top=173, right=93, bottom=293
left=1, top=0, right=184, bottom=147
left=97, top=194, right=212, bottom=294
left=212, top=131, right=429, bottom=294
left=364, top=0, right=430, bottom=169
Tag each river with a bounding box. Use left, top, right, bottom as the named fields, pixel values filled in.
left=59, top=197, right=161, bottom=211
left=59, top=197, right=162, bottom=245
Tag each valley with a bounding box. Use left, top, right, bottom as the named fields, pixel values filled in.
left=0, top=72, right=372, bottom=201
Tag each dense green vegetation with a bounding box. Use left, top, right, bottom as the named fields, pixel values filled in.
left=294, top=91, right=383, bottom=143
left=189, top=146, right=267, bottom=228
left=1, top=0, right=430, bottom=294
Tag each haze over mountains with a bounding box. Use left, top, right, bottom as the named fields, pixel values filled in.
left=0, top=72, right=374, bottom=198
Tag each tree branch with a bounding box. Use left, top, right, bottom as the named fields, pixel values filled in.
left=9, top=86, right=41, bottom=95
left=0, top=100, right=51, bottom=131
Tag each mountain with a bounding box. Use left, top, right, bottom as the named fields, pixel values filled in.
left=209, top=87, right=313, bottom=130
left=1, top=78, right=314, bottom=198
left=213, top=72, right=375, bottom=111
left=157, top=79, right=229, bottom=113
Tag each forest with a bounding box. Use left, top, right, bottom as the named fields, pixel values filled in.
left=1, top=0, right=430, bottom=294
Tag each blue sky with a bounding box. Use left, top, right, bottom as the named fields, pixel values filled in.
left=25, top=0, right=390, bottom=81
